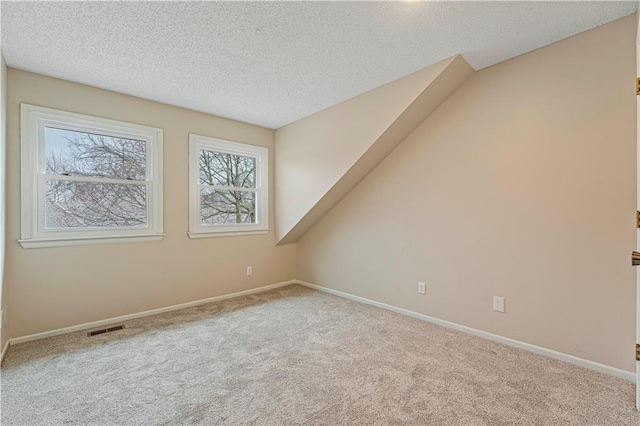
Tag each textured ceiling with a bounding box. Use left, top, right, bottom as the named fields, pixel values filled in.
left=1, top=1, right=637, bottom=129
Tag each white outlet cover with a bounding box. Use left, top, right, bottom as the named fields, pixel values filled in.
left=418, top=282, right=426, bottom=295
left=493, top=296, right=505, bottom=313
left=246, top=266, right=253, bottom=276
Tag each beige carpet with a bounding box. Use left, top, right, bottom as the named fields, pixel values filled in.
left=1, top=284, right=638, bottom=425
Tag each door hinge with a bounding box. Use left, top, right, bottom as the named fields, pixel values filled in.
left=636, top=211, right=640, bottom=228
left=636, top=344, right=640, bottom=361
left=636, top=78, right=640, bottom=95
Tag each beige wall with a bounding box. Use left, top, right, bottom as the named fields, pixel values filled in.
left=297, top=15, right=637, bottom=372
left=0, top=54, right=7, bottom=351
left=5, top=70, right=296, bottom=339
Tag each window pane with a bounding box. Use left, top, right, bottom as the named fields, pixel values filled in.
left=45, top=180, right=147, bottom=229
left=199, top=150, right=256, bottom=188
left=44, top=127, right=147, bottom=181
left=200, top=189, right=256, bottom=225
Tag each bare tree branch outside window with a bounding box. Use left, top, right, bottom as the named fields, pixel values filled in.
left=44, top=127, right=148, bottom=229
left=44, top=129, right=258, bottom=229
left=198, top=149, right=257, bottom=225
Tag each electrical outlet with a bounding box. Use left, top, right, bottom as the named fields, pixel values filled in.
left=246, top=266, right=253, bottom=276
left=493, top=296, right=505, bottom=313
left=417, top=282, right=426, bottom=294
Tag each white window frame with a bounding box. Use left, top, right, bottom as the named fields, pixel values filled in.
left=188, top=134, right=268, bottom=238
left=19, top=104, right=164, bottom=249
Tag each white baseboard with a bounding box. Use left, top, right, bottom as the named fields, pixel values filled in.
left=296, top=280, right=635, bottom=383
left=8, top=280, right=297, bottom=346
left=1, top=339, right=8, bottom=364
left=6, top=278, right=635, bottom=383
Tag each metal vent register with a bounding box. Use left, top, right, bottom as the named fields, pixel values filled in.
left=87, top=325, right=125, bottom=337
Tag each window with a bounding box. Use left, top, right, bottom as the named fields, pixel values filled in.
left=188, top=134, right=268, bottom=238
left=20, top=104, right=164, bottom=248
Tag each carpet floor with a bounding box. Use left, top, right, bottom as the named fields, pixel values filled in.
left=1, top=284, right=638, bottom=425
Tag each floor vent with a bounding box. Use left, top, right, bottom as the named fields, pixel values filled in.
left=87, top=325, right=125, bottom=337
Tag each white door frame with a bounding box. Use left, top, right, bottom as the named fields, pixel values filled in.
left=636, top=8, right=640, bottom=412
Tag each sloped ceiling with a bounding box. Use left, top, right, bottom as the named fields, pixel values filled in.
left=275, top=56, right=474, bottom=244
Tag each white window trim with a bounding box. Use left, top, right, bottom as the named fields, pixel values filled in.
left=19, top=104, right=164, bottom=249
left=188, top=134, right=269, bottom=238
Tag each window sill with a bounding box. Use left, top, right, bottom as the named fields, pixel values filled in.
left=18, top=233, right=165, bottom=249
left=188, top=229, right=269, bottom=239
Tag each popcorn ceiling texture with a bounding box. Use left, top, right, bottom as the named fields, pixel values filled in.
left=1, top=1, right=636, bottom=128
left=1, top=285, right=639, bottom=425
